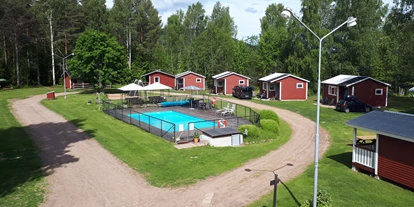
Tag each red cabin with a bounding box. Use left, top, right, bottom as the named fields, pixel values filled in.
left=258, top=73, right=309, bottom=100
left=142, top=70, right=175, bottom=88
left=322, top=75, right=390, bottom=107
left=347, top=110, right=414, bottom=189
left=175, top=71, right=206, bottom=91
left=212, top=71, right=250, bottom=95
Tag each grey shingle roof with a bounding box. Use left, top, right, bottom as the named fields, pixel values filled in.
left=202, top=128, right=241, bottom=138
left=346, top=110, right=414, bottom=140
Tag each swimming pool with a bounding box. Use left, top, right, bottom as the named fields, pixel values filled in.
left=128, top=110, right=215, bottom=131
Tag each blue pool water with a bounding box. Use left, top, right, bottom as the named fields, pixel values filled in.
left=128, top=110, right=214, bottom=131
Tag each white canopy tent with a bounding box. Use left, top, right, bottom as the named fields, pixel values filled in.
left=142, top=82, right=172, bottom=90
left=118, top=83, right=144, bottom=96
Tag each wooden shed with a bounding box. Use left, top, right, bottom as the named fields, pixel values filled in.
left=200, top=128, right=243, bottom=147
left=142, top=69, right=175, bottom=88
left=346, top=110, right=414, bottom=189
left=322, top=75, right=390, bottom=107
left=175, top=71, right=206, bottom=91
left=258, top=73, right=309, bottom=100
left=212, top=71, right=250, bottom=95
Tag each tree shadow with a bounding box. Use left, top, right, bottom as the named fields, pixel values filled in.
left=0, top=119, right=94, bottom=199
left=328, top=152, right=352, bottom=168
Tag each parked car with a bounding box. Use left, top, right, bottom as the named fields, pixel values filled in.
left=336, top=95, right=372, bottom=113
left=232, top=85, right=253, bottom=99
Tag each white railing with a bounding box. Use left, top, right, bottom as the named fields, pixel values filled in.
left=354, top=144, right=375, bottom=168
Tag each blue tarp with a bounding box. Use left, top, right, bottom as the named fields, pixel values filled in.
left=160, top=100, right=190, bottom=107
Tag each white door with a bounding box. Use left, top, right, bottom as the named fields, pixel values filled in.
left=232, top=134, right=240, bottom=146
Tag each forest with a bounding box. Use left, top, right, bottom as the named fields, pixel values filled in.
left=0, top=0, right=413, bottom=93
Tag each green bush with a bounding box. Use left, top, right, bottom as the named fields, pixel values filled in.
left=260, top=119, right=280, bottom=135
left=258, top=109, right=280, bottom=124
left=301, top=189, right=333, bottom=207
left=237, top=124, right=260, bottom=138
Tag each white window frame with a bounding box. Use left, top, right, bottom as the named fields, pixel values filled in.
left=262, top=82, right=268, bottom=90
left=269, top=83, right=276, bottom=91
left=154, top=76, right=160, bottom=83
left=239, top=80, right=245, bottom=85
left=196, top=78, right=201, bottom=83
left=375, top=88, right=383, bottom=95
left=297, top=83, right=304, bottom=89
left=328, top=85, right=336, bottom=96
left=217, top=80, right=224, bottom=87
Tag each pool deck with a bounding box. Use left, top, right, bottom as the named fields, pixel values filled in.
left=113, top=105, right=252, bottom=143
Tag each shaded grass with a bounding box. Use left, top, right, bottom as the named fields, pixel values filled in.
left=248, top=96, right=414, bottom=207
left=42, top=94, right=291, bottom=187
left=0, top=87, right=64, bottom=207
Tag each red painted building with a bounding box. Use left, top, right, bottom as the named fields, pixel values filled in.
left=175, top=71, right=205, bottom=91
left=212, top=71, right=250, bottom=95
left=258, top=73, right=309, bottom=100
left=347, top=110, right=414, bottom=189
left=142, top=70, right=175, bottom=88
left=322, top=75, right=390, bottom=107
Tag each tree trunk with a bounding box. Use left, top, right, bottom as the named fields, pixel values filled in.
left=36, top=39, right=40, bottom=85
left=128, top=30, right=131, bottom=69
left=3, top=35, right=7, bottom=65
left=48, top=12, right=56, bottom=86
left=15, top=34, right=20, bottom=86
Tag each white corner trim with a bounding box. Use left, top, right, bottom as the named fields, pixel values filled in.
left=375, top=134, right=379, bottom=175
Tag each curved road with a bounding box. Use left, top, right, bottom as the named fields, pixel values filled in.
left=11, top=94, right=329, bottom=206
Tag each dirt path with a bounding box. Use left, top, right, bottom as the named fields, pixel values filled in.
left=11, top=93, right=329, bottom=207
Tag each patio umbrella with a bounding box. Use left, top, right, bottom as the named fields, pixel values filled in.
left=181, top=85, right=203, bottom=96
left=181, top=85, right=203, bottom=109
left=409, top=87, right=414, bottom=92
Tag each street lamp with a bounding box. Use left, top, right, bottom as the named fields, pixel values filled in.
left=281, top=7, right=356, bottom=207
left=245, top=163, right=294, bottom=207
left=62, top=53, right=74, bottom=99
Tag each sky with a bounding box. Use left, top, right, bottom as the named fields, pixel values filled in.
left=105, top=0, right=394, bottom=40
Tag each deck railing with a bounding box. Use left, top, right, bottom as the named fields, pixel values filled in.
left=354, top=143, right=375, bottom=168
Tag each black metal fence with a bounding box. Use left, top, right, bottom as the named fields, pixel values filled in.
left=102, top=94, right=260, bottom=143
left=102, top=100, right=177, bottom=141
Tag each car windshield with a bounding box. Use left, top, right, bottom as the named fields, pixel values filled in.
left=242, top=87, right=252, bottom=92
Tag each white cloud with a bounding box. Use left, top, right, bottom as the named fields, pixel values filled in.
left=106, top=0, right=395, bottom=39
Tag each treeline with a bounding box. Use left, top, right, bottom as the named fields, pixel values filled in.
left=0, top=0, right=413, bottom=92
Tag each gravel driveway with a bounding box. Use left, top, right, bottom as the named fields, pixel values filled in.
left=11, top=93, right=329, bottom=206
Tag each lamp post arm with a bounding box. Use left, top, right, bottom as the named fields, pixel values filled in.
left=321, top=20, right=348, bottom=41
left=288, top=12, right=321, bottom=41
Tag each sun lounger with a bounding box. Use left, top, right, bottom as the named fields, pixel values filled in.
left=221, top=104, right=236, bottom=116
left=215, top=102, right=230, bottom=114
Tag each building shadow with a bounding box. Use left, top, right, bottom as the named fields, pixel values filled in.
left=0, top=119, right=94, bottom=199
left=328, top=152, right=352, bottom=168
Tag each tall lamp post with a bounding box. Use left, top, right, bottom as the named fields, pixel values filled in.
left=63, top=53, right=74, bottom=99
left=280, top=8, right=356, bottom=207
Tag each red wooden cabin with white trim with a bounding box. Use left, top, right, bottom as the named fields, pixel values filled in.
left=212, top=71, right=250, bottom=95
left=175, top=71, right=206, bottom=91
left=322, top=75, right=390, bottom=107
left=142, top=69, right=175, bottom=88
left=258, top=73, right=309, bottom=100
left=347, top=110, right=414, bottom=189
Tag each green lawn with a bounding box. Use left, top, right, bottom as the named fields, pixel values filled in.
left=42, top=94, right=291, bottom=187
left=248, top=96, right=414, bottom=207
left=0, top=87, right=64, bottom=207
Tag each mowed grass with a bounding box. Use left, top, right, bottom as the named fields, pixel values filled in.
left=249, top=96, right=414, bottom=207
left=0, top=87, right=64, bottom=207
left=42, top=94, right=291, bottom=187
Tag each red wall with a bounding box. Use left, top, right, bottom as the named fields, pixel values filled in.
left=220, top=74, right=249, bottom=95
left=180, top=73, right=205, bottom=90
left=378, top=135, right=414, bottom=189
left=148, top=72, right=175, bottom=88
left=323, top=84, right=337, bottom=104
left=65, top=75, right=71, bottom=89
left=353, top=79, right=387, bottom=107
left=279, top=76, right=307, bottom=100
